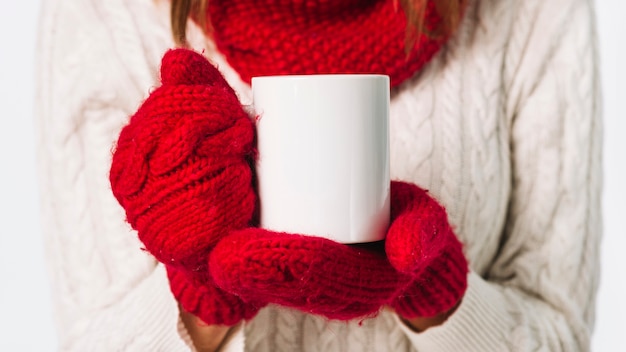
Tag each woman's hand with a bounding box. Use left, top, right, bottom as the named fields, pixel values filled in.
left=209, top=181, right=468, bottom=323
left=401, top=300, right=461, bottom=332
left=179, top=306, right=232, bottom=352
left=109, top=48, right=263, bottom=326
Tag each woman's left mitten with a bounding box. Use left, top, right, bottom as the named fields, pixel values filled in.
left=385, top=181, right=469, bottom=318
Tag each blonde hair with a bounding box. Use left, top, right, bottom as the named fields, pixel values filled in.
left=171, top=0, right=464, bottom=48
left=171, top=0, right=208, bottom=46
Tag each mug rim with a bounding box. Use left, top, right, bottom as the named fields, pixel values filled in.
left=251, top=74, right=389, bottom=83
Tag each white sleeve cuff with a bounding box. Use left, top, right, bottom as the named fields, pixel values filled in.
left=396, top=271, right=511, bottom=351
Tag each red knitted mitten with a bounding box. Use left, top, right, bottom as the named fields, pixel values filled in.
left=384, top=181, right=468, bottom=318
left=209, top=181, right=468, bottom=320
left=166, top=265, right=259, bottom=325
left=109, top=48, right=262, bottom=325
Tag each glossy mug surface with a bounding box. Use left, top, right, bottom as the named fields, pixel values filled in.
left=252, top=74, right=390, bottom=243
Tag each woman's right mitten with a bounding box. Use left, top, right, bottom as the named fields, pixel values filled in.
left=109, top=48, right=262, bottom=325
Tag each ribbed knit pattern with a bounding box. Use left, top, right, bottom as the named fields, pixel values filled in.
left=207, top=0, right=458, bottom=87
left=109, top=48, right=261, bottom=325
left=210, top=181, right=467, bottom=320
left=36, top=0, right=602, bottom=351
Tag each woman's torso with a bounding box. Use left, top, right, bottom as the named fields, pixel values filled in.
left=46, top=0, right=517, bottom=350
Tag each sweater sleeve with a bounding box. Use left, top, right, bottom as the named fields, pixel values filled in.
left=35, top=0, right=195, bottom=350
left=398, top=0, right=602, bottom=350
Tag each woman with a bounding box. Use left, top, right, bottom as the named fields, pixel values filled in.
left=35, top=0, right=602, bottom=351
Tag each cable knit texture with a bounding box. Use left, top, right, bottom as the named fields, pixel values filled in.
left=209, top=181, right=467, bottom=319
left=35, top=0, right=602, bottom=351
left=109, top=48, right=263, bottom=326
left=207, top=0, right=460, bottom=86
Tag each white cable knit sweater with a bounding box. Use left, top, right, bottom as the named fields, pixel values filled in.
left=35, top=0, right=603, bottom=351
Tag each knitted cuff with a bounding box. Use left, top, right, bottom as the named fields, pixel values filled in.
left=166, top=265, right=262, bottom=326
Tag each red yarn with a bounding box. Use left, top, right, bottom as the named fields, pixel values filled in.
left=210, top=230, right=405, bottom=320
left=109, top=48, right=261, bottom=325
left=166, top=265, right=261, bottom=325
left=111, top=39, right=469, bottom=324
left=385, top=181, right=468, bottom=317
left=206, top=0, right=457, bottom=87
left=210, top=181, right=468, bottom=319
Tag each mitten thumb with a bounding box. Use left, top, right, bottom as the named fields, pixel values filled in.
left=160, top=48, right=233, bottom=91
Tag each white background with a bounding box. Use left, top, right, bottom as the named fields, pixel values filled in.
left=0, top=1, right=624, bottom=351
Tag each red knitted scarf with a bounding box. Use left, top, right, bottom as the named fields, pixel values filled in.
left=206, top=0, right=461, bottom=87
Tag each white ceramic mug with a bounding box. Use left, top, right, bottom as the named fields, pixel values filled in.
left=252, top=74, right=390, bottom=244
